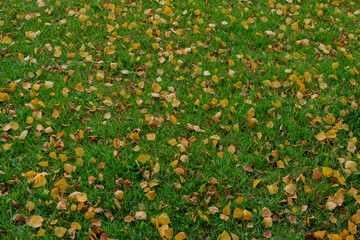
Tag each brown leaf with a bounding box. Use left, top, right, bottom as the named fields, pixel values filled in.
left=243, top=165, right=253, bottom=173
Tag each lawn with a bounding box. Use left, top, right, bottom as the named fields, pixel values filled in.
left=0, top=0, right=360, bottom=239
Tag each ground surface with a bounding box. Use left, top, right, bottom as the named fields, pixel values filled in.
left=1, top=0, right=360, bottom=239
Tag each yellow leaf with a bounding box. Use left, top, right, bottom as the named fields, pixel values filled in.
left=315, top=132, right=327, bottom=141
left=132, top=43, right=140, bottom=50
left=27, top=215, right=44, bottom=228
left=345, top=161, right=357, bottom=172
left=230, top=233, right=239, bottom=240
left=332, top=62, right=339, bottom=69
left=38, top=161, right=48, bottom=167
left=248, top=107, right=255, bottom=118
left=76, top=193, right=87, bottom=202
left=79, top=15, right=88, bottom=22
left=74, top=147, right=84, bottom=157
left=64, top=163, right=76, bottom=173
left=152, top=83, right=162, bottom=93
left=284, top=183, right=296, bottom=194
left=322, top=167, right=333, bottom=177
left=243, top=210, right=253, bottom=220
left=107, top=24, right=115, bottom=32
left=348, top=221, right=357, bottom=235
left=326, top=201, right=337, bottom=211
left=253, top=179, right=261, bottom=188
left=347, top=142, right=357, bottom=153
left=113, top=139, right=124, bottom=148
left=54, top=49, right=62, bottom=58
left=56, top=179, right=68, bottom=190
left=169, top=115, right=177, bottom=124
left=52, top=110, right=60, bottom=119
left=241, top=21, right=249, bottom=30
left=233, top=208, right=243, bottom=219
left=1, top=36, right=12, bottom=44
left=222, top=205, right=230, bottom=216
left=219, top=231, right=231, bottom=240
left=145, top=191, right=156, bottom=201
left=34, top=173, right=47, bottom=187
left=327, top=234, right=342, bottom=240
left=268, top=184, right=278, bottom=195
left=19, top=130, right=29, bottom=140
left=75, top=83, right=84, bottom=91
left=71, top=222, right=81, bottom=230
left=157, top=213, right=171, bottom=225
left=248, top=118, right=259, bottom=128
left=129, top=132, right=140, bottom=140
left=54, top=227, right=67, bottom=238
left=326, top=129, right=336, bottom=139
left=276, top=160, right=285, bottom=169
left=174, top=232, right=187, bottom=240
left=85, top=211, right=95, bottom=219
left=51, top=187, right=59, bottom=199
left=263, top=217, right=273, bottom=227
left=0, top=93, right=10, bottom=101
left=2, top=143, right=12, bottom=150
left=49, top=151, right=57, bottom=159
left=304, top=72, right=312, bottom=82
left=137, top=154, right=150, bottom=163
left=313, top=231, right=326, bottom=239
left=67, top=53, right=75, bottom=58
left=291, top=22, right=299, bottom=31
left=168, top=139, right=177, bottom=146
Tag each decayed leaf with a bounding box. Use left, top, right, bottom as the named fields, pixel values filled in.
left=114, top=190, right=124, bottom=200
left=135, top=211, right=147, bottom=220
left=13, top=214, right=25, bottom=223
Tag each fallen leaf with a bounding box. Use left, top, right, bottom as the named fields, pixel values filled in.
left=27, top=215, right=44, bottom=228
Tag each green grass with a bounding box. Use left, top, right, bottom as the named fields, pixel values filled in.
left=1, top=0, right=360, bottom=239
